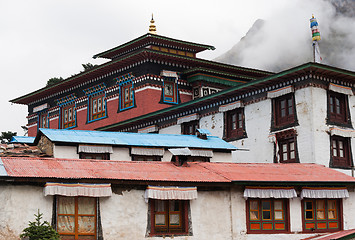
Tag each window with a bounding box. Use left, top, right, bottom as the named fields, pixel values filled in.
left=328, top=91, right=350, bottom=125
left=39, top=112, right=48, bottom=128
left=226, top=108, right=245, bottom=140
left=119, top=82, right=134, bottom=111
left=247, top=199, right=289, bottom=233
left=79, top=153, right=110, bottom=160
left=182, top=120, right=199, bottom=135
left=62, top=104, right=76, bottom=129
left=302, top=199, right=341, bottom=233
left=278, top=137, right=297, bottom=163
left=132, top=155, right=161, bottom=161
left=89, top=95, right=106, bottom=122
left=162, top=79, right=178, bottom=104
left=273, top=93, right=296, bottom=128
left=275, top=129, right=298, bottom=163
left=150, top=200, right=188, bottom=235
left=57, top=196, right=97, bottom=240
left=331, top=136, right=352, bottom=168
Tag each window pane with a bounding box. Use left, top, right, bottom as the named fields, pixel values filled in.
left=78, top=236, right=96, bottom=240
left=169, top=200, right=180, bottom=212
left=155, top=214, right=166, bottom=225
left=328, top=200, right=336, bottom=209
left=282, top=144, right=287, bottom=152
left=290, top=142, right=295, bottom=151
left=283, top=153, right=288, bottom=160
left=250, top=200, right=258, bottom=210
left=58, top=216, right=75, bottom=233
left=290, top=150, right=295, bottom=159
left=64, top=109, right=68, bottom=123
left=263, top=211, right=271, bottom=220
left=306, top=211, right=313, bottom=220
left=305, top=201, right=313, bottom=210
left=232, top=114, right=236, bottom=130
left=250, top=211, right=259, bottom=220
left=155, top=200, right=165, bottom=212
left=262, top=201, right=271, bottom=210
left=78, top=216, right=95, bottom=234
left=274, top=200, right=282, bottom=210
left=93, top=99, right=97, bottom=114
left=78, top=197, right=96, bottom=215
left=169, top=214, right=180, bottom=225
left=328, top=210, right=336, bottom=219
left=58, top=197, right=75, bottom=214
left=274, top=211, right=283, bottom=220
left=97, top=98, right=101, bottom=112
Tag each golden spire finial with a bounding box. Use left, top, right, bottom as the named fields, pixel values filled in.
left=149, top=14, right=157, bottom=34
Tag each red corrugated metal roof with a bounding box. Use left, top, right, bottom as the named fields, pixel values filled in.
left=200, top=162, right=355, bottom=183
left=300, top=229, right=355, bottom=240
left=1, top=157, right=355, bottom=184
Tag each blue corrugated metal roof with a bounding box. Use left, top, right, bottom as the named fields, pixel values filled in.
left=10, top=136, right=35, bottom=144
left=36, top=128, right=237, bottom=150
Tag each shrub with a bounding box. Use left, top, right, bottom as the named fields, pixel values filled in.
left=20, top=210, right=60, bottom=240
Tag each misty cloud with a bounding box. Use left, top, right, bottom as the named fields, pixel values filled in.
left=216, top=0, right=355, bottom=72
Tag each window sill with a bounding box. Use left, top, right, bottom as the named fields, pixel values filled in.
left=224, top=134, right=247, bottom=142
left=149, top=232, right=190, bottom=237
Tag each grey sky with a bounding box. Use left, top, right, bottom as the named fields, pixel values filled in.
left=0, top=0, right=334, bottom=135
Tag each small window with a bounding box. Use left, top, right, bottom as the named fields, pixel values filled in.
left=328, top=91, right=350, bottom=125
left=61, top=104, right=76, bottom=129
left=302, top=199, right=341, bottom=233
left=330, top=136, right=352, bottom=168
left=162, top=79, right=178, bottom=104
left=132, top=155, right=161, bottom=161
left=247, top=199, right=289, bottom=233
left=39, top=112, right=48, bottom=128
left=57, top=196, right=97, bottom=239
left=119, top=82, right=134, bottom=111
left=182, top=120, right=199, bottom=135
left=273, top=93, right=296, bottom=128
left=89, top=95, right=106, bottom=122
left=275, top=130, right=298, bottom=163
left=150, top=199, right=188, bottom=235
left=79, top=153, right=110, bottom=160
left=226, top=108, right=245, bottom=140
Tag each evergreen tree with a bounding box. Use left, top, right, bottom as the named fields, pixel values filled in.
left=20, top=210, right=60, bottom=240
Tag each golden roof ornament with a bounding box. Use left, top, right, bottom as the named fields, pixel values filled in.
left=149, top=14, right=157, bottom=34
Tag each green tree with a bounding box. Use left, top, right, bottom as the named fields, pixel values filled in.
left=46, top=77, right=64, bottom=87
left=20, top=210, right=60, bottom=240
left=0, top=131, right=17, bottom=143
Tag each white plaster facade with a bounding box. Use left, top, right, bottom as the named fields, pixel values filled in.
left=159, top=85, right=355, bottom=174
left=2, top=184, right=354, bottom=240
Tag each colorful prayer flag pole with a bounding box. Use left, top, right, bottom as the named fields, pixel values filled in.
left=310, top=14, right=322, bottom=63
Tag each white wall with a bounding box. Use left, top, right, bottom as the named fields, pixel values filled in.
left=3, top=184, right=355, bottom=240
left=53, top=145, right=78, bottom=159
left=111, top=147, right=130, bottom=161
left=199, top=112, right=224, bottom=138
left=0, top=185, right=53, bottom=240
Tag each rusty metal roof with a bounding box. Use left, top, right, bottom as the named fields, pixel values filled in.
left=1, top=157, right=355, bottom=185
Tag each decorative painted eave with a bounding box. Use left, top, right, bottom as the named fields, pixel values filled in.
left=10, top=49, right=271, bottom=105
left=93, top=33, right=216, bottom=60
left=97, top=62, right=355, bottom=132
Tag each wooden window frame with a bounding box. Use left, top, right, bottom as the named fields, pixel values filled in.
left=182, top=120, right=199, bottom=135
left=273, top=93, right=296, bottom=128
left=302, top=199, right=342, bottom=233
left=61, top=104, right=76, bottom=129
left=246, top=198, right=290, bottom=234
left=119, top=83, right=134, bottom=111
left=163, top=80, right=178, bottom=104
left=79, top=153, right=110, bottom=160
left=39, top=112, right=48, bottom=128
left=330, top=136, right=352, bottom=169
left=150, top=199, right=189, bottom=236
left=278, top=137, right=297, bottom=163
left=56, top=196, right=97, bottom=240
left=226, top=108, right=245, bottom=140
left=89, top=94, right=106, bottom=122
left=328, top=91, right=350, bottom=126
